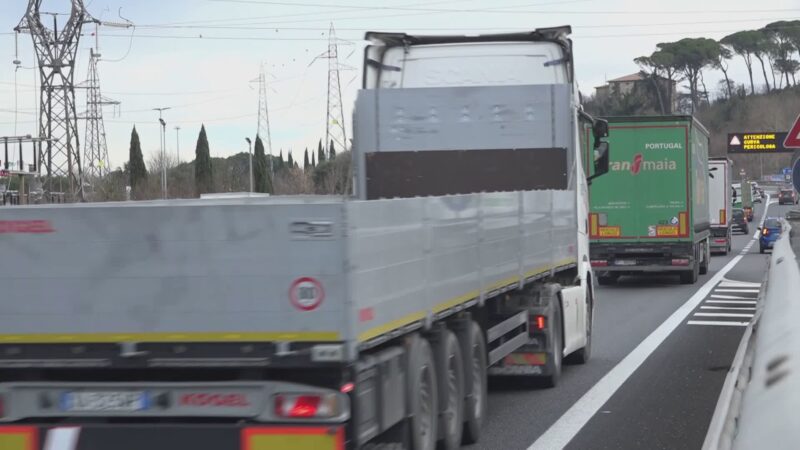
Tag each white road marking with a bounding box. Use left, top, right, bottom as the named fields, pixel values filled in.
left=693, top=312, right=754, bottom=318
left=528, top=252, right=750, bottom=449
left=710, top=294, right=756, bottom=300
left=713, top=289, right=760, bottom=293
left=700, top=306, right=756, bottom=311
left=527, top=196, right=771, bottom=450
left=44, top=427, right=81, bottom=450
left=687, top=321, right=749, bottom=327
left=718, top=280, right=761, bottom=288
left=706, top=300, right=757, bottom=305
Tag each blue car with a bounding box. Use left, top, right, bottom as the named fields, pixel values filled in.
left=759, top=218, right=782, bottom=253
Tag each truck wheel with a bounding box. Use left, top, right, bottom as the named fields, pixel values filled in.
left=461, top=321, right=487, bottom=445
left=565, top=288, right=592, bottom=365
left=541, top=299, right=563, bottom=388
left=597, top=272, right=618, bottom=286
left=680, top=261, right=699, bottom=284
left=699, top=242, right=709, bottom=275
left=435, top=330, right=465, bottom=450
left=407, top=334, right=438, bottom=450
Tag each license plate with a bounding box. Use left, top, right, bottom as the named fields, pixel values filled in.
left=615, top=259, right=637, bottom=266
left=61, top=391, right=148, bottom=412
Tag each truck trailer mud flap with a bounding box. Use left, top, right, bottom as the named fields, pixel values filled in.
left=0, top=425, right=345, bottom=450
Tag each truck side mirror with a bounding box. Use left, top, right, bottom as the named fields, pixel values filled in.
left=588, top=119, right=610, bottom=182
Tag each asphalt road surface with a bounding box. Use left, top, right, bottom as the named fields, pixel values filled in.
left=469, top=197, right=792, bottom=450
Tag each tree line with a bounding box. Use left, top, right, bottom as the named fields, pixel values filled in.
left=122, top=125, right=349, bottom=201
left=588, top=20, right=800, bottom=116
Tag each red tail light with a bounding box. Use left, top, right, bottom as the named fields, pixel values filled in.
left=590, top=260, right=608, bottom=267
left=762, top=228, right=769, bottom=236
left=671, top=259, right=690, bottom=266
left=274, top=393, right=340, bottom=419
left=530, top=315, right=546, bottom=331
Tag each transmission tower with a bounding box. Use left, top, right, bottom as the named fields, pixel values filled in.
left=83, top=47, right=119, bottom=181
left=16, top=0, right=97, bottom=200
left=324, top=23, right=348, bottom=154
left=255, top=63, right=274, bottom=173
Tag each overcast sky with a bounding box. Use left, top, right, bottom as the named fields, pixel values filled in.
left=1, top=0, right=798, bottom=170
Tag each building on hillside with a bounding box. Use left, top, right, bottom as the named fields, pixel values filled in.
left=595, top=72, right=678, bottom=113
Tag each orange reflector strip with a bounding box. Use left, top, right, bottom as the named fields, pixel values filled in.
left=679, top=212, right=688, bottom=236
left=242, top=426, right=344, bottom=450
left=504, top=353, right=547, bottom=366
left=719, top=209, right=726, bottom=225
left=0, top=426, right=37, bottom=450
left=589, top=213, right=598, bottom=238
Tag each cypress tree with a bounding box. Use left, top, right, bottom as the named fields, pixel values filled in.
left=194, top=124, right=213, bottom=196
left=312, top=151, right=316, bottom=167
left=287, top=151, right=294, bottom=168
left=329, top=140, right=336, bottom=159
left=317, top=139, right=326, bottom=163
left=128, top=126, right=147, bottom=200
left=253, top=135, right=272, bottom=193
left=278, top=149, right=284, bottom=171
left=303, top=148, right=310, bottom=170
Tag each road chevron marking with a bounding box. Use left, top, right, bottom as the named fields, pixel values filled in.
left=528, top=194, right=771, bottom=450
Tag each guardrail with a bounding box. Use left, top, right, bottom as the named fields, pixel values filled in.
left=703, top=212, right=800, bottom=449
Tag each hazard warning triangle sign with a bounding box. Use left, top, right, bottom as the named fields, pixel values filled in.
left=729, top=135, right=741, bottom=146
left=785, top=114, right=800, bottom=148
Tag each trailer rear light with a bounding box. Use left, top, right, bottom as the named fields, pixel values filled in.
left=590, top=260, right=608, bottom=267
left=340, top=382, right=355, bottom=394
left=274, top=393, right=340, bottom=419
left=530, top=315, right=546, bottom=331
left=714, top=238, right=727, bottom=244
left=671, top=259, right=690, bottom=266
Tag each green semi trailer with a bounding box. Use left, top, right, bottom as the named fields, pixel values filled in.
left=583, top=116, right=711, bottom=285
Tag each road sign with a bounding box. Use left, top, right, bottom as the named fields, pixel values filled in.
left=793, top=158, right=800, bottom=194
left=727, top=132, right=794, bottom=153
left=289, top=277, right=325, bottom=311
left=785, top=114, right=800, bottom=148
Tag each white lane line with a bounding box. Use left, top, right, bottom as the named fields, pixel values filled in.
left=528, top=194, right=773, bottom=450
left=700, top=306, right=756, bottom=311
left=713, top=289, right=760, bottom=293
left=710, top=294, right=756, bottom=300
left=706, top=300, right=757, bottom=305
left=528, top=252, right=749, bottom=449
left=718, top=280, right=761, bottom=288
left=687, top=321, right=749, bottom=327
left=693, top=312, right=754, bottom=318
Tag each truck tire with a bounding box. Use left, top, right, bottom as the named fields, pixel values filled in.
left=435, top=330, right=465, bottom=450
left=680, top=250, right=699, bottom=284
left=541, top=299, right=563, bottom=388
left=699, top=241, right=709, bottom=275
left=461, top=321, right=487, bottom=445
left=565, top=287, right=592, bottom=365
left=407, top=334, right=438, bottom=450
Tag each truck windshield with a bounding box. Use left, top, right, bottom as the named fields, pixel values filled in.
left=374, top=42, right=568, bottom=88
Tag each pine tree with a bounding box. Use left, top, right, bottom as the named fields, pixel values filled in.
left=317, top=139, right=326, bottom=163
left=287, top=151, right=294, bottom=168
left=303, top=148, right=310, bottom=170
left=253, top=135, right=272, bottom=193
left=128, top=126, right=147, bottom=200
left=329, top=139, right=336, bottom=160
left=194, top=125, right=213, bottom=196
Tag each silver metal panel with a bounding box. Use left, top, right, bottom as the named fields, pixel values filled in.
left=358, top=84, right=572, bottom=152
left=349, top=190, right=577, bottom=343
left=0, top=199, right=348, bottom=338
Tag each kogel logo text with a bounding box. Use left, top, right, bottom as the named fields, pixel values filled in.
left=611, top=153, right=677, bottom=175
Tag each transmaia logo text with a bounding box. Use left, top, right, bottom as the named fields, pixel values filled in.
left=611, top=153, right=677, bottom=175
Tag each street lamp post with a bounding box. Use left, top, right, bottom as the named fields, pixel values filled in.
left=174, top=126, right=181, bottom=164
left=245, top=137, right=253, bottom=193
left=153, top=107, right=171, bottom=199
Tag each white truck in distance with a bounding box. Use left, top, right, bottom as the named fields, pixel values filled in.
left=0, top=26, right=610, bottom=450
left=708, top=158, right=732, bottom=254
